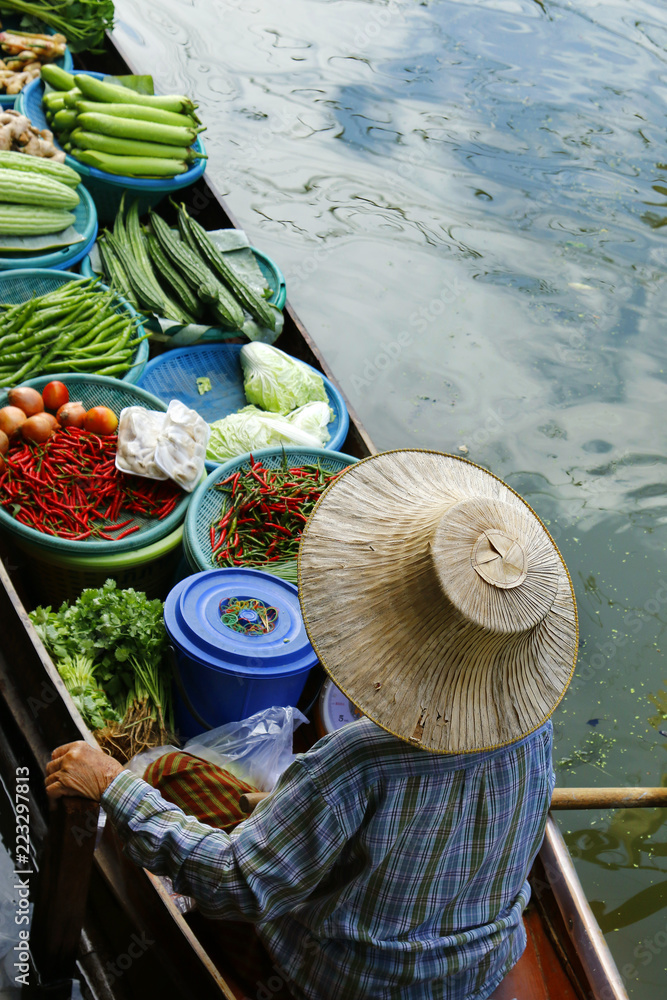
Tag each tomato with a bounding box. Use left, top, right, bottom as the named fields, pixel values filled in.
left=83, top=406, right=118, bottom=436
left=42, top=381, right=69, bottom=412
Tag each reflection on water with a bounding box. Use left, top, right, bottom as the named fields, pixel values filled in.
left=108, top=0, right=667, bottom=993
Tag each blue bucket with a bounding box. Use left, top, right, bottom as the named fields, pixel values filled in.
left=164, top=568, right=318, bottom=738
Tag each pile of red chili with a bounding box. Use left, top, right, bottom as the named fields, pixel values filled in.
left=209, top=456, right=341, bottom=566
left=0, top=426, right=182, bottom=540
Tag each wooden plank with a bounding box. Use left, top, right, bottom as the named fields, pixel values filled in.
left=30, top=796, right=99, bottom=984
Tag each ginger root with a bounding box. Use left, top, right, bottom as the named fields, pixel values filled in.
left=0, top=109, right=65, bottom=160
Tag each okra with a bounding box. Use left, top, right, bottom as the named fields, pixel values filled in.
left=98, top=236, right=139, bottom=309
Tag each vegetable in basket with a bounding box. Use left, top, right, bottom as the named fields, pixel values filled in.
left=241, top=342, right=328, bottom=413
left=30, top=580, right=174, bottom=757
left=0, top=0, right=115, bottom=54
left=206, top=403, right=332, bottom=463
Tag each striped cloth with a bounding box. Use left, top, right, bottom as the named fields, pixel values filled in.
left=143, top=751, right=259, bottom=830
left=103, top=717, right=554, bottom=1000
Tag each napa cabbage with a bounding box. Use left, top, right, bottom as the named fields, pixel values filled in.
left=207, top=403, right=332, bottom=462
left=241, top=343, right=328, bottom=413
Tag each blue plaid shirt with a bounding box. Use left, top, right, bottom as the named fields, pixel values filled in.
left=102, top=717, right=554, bottom=1000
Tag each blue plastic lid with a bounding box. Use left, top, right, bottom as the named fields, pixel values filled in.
left=164, top=568, right=318, bottom=677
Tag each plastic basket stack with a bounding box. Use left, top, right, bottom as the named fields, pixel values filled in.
left=0, top=375, right=192, bottom=603
left=18, top=70, right=206, bottom=224
left=183, top=447, right=358, bottom=582
left=0, top=269, right=148, bottom=384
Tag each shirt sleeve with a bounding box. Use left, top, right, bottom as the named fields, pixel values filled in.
left=100, top=760, right=346, bottom=922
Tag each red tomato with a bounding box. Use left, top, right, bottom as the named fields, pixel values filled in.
left=83, top=406, right=118, bottom=436
left=42, top=381, right=69, bottom=412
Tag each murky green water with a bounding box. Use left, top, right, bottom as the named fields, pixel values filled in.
left=110, top=0, right=667, bottom=993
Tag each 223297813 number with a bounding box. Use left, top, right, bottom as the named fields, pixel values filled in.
left=14, top=766, right=31, bottom=872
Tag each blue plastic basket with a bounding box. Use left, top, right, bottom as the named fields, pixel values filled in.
left=80, top=240, right=286, bottom=311
left=135, top=343, right=350, bottom=468
left=0, top=268, right=148, bottom=383
left=0, top=14, right=73, bottom=109
left=18, top=70, right=207, bottom=223
left=0, top=184, right=98, bottom=271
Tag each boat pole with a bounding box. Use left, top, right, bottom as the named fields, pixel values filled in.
left=551, top=786, right=667, bottom=809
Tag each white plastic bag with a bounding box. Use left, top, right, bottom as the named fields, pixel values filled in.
left=185, top=705, right=308, bottom=791
left=127, top=705, right=307, bottom=792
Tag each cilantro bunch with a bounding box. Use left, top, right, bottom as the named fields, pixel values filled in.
left=30, top=579, right=171, bottom=733
left=1, top=0, right=115, bottom=53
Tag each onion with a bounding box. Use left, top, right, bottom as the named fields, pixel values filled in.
left=0, top=406, right=27, bottom=439
left=21, top=414, right=57, bottom=445
left=8, top=387, right=44, bottom=417
left=0, top=429, right=8, bottom=456
left=56, top=401, right=86, bottom=429
left=41, top=413, right=59, bottom=431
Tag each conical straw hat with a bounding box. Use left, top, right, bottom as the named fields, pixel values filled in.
left=297, top=450, right=578, bottom=754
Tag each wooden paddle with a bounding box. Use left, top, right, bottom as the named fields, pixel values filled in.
left=240, top=787, right=667, bottom=815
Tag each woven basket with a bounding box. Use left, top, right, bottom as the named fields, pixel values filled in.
left=18, top=71, right=207, bottom=224
left=136, top=344, right=350, bottom=470
left=184, top=446, right=357, bottom=581
left=0, top=374, right=191, bottom=556
left=0, top=268, right=148, bottom=383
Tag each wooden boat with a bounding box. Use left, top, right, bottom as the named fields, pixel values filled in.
left=0, top=30, right=628, bottom=1000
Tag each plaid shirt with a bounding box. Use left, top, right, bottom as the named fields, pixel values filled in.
left=102, top=717, right=554, bottom=1000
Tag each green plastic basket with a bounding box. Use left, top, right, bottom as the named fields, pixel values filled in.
left=0, top=374, right=192, bottom=556
left=0, top=269, right=148, bottom=383
left=184, top=447, right=358, bottom=581
left=11, top=524, right=184, bottom=606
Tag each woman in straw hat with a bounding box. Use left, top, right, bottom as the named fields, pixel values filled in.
left=45, top=450, right=578, bottom=1000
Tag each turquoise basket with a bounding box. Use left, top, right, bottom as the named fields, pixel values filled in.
left=0, top=14, right=73, bottom=110
left=0, top=375, right=191, bottom=556
left=18, top=70, right=207, bottom=224
left=80, top=241, right=287, bottom=312
left=0, top=184, right=98, bottom=271
left=183, top=447, right=358, bottom=580
left=0, top=268, right=148, bottom=383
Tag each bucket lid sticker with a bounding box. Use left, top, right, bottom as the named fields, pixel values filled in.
left=219, top=596, right=279, bottom=636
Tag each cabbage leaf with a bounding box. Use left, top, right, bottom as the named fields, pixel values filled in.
left=241, top=343, right=328, bottom=413
left=207, top=403, right=332, bottom=462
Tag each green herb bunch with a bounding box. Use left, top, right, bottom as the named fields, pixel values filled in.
left=30, top=579, right=172, bottom=736
left=2, top=0, right=115, bottom=53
